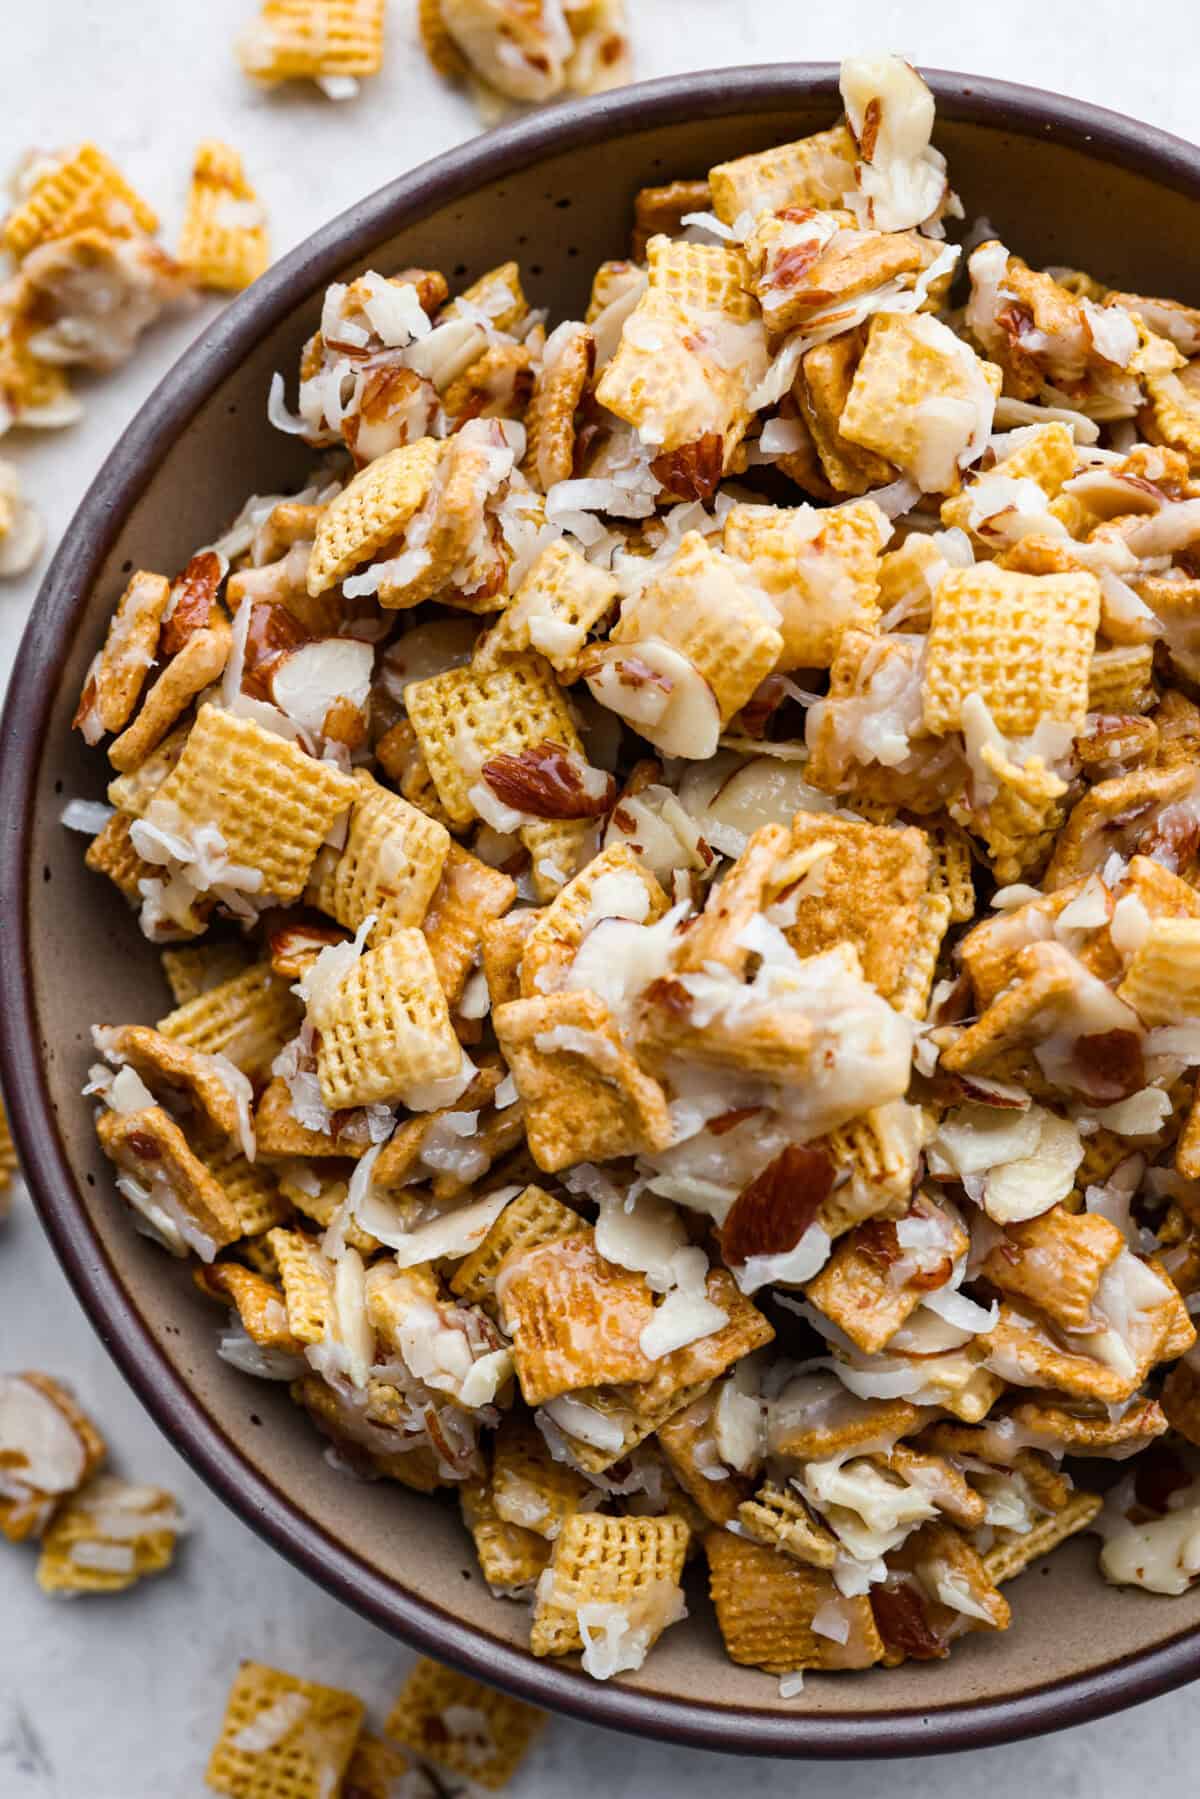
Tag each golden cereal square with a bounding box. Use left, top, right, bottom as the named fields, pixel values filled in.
left=449, top=1182, right=586, bottom=1304
left=491, top=1412, right=593, bottom=1540
left=984, top=1491, right=1104, bottom=1585
left=594, top=285, right=761, bottom=461
left=708, top=125, right=858, bottom=223
left=531, top=1511, right=690, bottom=1657
left=315, top=928, right=462, bottom=1109
left=838, top=312, right=1002, bottom=495
left=612, top=530, right=781, bottom=725
left=384, top=1657, right=545, bottom=1790
left=36, top=1476, right=180, bottom=1596
left=723, top=499, right=886, bottom=670
left=522, top=323, right=595, bottom=493
left=148, top=704, right=357, bottom=903
left=923, top=565, right=1100, bottom=735
left=267, top=1229, right=336, bottom=1344
left=646, top=234, right=755, bottom=322
left=308, top=438, right=441, bottom=596
left=3, top=143, right=158, bottom=259
left=405, top=652, right=584, bottom=830
left=520, top=841, right=667, bottom=998
left=238, top=0, right=386, bottom=83
left=0, top=1372, right=106, bottom=1542
left=157, top=962, right=302, bottom=1079
left=309, top=770, right=450, bottom=937
left=706, top=1530, right=883, bottom=1672
left=1118, top=917, right=1200, bottom=1025
left=493, top=990, right=673, bottom=1172
left=421, top=841, right=516, bottom=1005
left=178, top=139, right=270, bottom=292
left=96, top=1105, right=242, bottom=1259
left=496, top=1230, right=657, bottom=1406
left=786, top=814, right=931, bottom=999
left=474, top=538, right=619, bottom=673
left=460, top=1479, right=552, bottom=1596
left=205, top=1660, right=365, bottom=1799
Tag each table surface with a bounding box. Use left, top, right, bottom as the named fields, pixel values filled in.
left=3, top=2, right=1198, bottom=1792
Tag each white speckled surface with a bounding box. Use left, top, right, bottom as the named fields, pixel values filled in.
left=2, top=3, right=1198, bottom=1793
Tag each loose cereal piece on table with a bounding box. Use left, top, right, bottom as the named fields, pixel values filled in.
left=313, top=928, right=463, bottom=1109
left=385, top=1656, right=545, bottom=1790
left=178, top=140, right=269, bottom=291
left=2, top=143, right=158, bottom=259
left=0, top=1372, right=106, bottom=1541
left=706, top=1530, right=883, bottom=1672
left=307, top=770, right=450, bottom=938
left=922, top=565, right=1101, bottom=736
left=36, top=1475, right=183, bottom=1596
left=493, top=989, right=673, bottom=1171
left=342, top=1732, right=429, bottom=1799
left=144, top=704, right=357, bottom=902
left=205, top=1660, right=365, bottom=1799
left=531, top=1511, right=690, bottom=1661
left=237, top=0, right=386, bottom=88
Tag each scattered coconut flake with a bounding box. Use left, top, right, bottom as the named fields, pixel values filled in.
left=60, top=798, right=115, bottom=834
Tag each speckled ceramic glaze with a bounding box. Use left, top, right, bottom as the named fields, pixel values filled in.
left=3, top=66, right=1199, bottom=1757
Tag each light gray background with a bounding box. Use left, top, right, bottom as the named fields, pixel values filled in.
left=1, top=3, right=1197, bottom=1792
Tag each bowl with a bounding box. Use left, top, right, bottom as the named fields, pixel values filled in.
left=4, top=63, right=1200, bottom=1759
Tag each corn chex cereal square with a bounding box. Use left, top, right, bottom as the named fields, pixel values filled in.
left=706, top=1530, right=883, bottom=1672
left=384, top=1657, right=545, bottom=1790
left=2, top=143, right=158, bottom=259
left=307, top=438, right=441, bottom=596
left=708, top=125, right=857, bottom=223
left=450, top=1182, right=585, bottom=1305
left=723, top=499, right=886, bottom=669
left=786, top=814, right=931, bottom=1000
left=36, top=1475, right=181, bottom=1596
left=923, top=564, right=1101, bottom=736
left=531, top=1511, right=690, bottom=1657
left=158, top=961, right=301, bottom=1079
left=178, top=140, right=269, bottom=292
left=147, top=704, right=357, bottom=903
left=205, top=1660, right=365, bottom=1799
left=308, top=770, right=450, bottom=938
left=496, top=1230, right=657, bottom=1406
left=238, top=0, right=386, bottom=83
left=315, top=927, right=463, bottom=1109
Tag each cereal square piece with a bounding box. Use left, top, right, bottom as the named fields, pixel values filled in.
left=786, top=814, right=931, bottom=999
left=73, top=569, right=169, bottom=740
left=656, top=1391, right=750, bottom=1525
left=531, top=1511, right=690, bottom=1657
left=36, top=1475, right=182, bottom=1596
left=406, top=652, right=585, bottom=830
left=450, top=1182, right=585, bottom=1305
left=612, top=530, right=782, bottom=725
left=101, top=1023, right=252, bottom=1145
left=158, top=962, right=302, bottom=1079
left=342, top=1733, right=425, bottom=1799
left=308, top=771, right=451, bottom=938
left=147, top=704, right=357, bottom=903
left=107, top=610, right=234, bottom=773
left=481, top=910, right=537, bottom=1009
left=0, top=1372, right=106, bottom=1542
left=253, top=1078, right=367, bottom=1160
left=445, top=261, right=529, bottom=333
left=705, top=1530, right=883, bottom=1672
left=267, top=1229, right=336, bottom=1344
left=307, top=438, right=441, bottom=595
left=493, top=990, right=673, bottom=1172
left=647, top=233, right=755, bottom=321
left=460, top=1477, right=553, bottom=1597
left=806, top=1197, right=967, bottom=1354
left=630, top=178, right=713, bottom=260
left=417, top=0, right=467, bottom=77
left=815, top=1101, right=926, bottom=1239
left=2, top=143, right=158, bottom=259
left=522, top=322, right=594, bottom=492
left=983, top=1490, right=1103, bottom=1585
left=421, top=841, right=516, bottom=1005
left=497, top=1231, right=657, bottom=1406
left=160, top=941, right=255, bottom=1006
left=723, top=499, right=886, bottom=669
left=237, top=0, right=386, bottom=83
left=798, top=329, right=898, bottom=495
left=923, top=817, right=976, bottom=923
left=384, top=1657, right=545, bottom=1790
left=893, top=888, right=952, bottom=1020
left=981, top=1206, right=1125, bottom=1333
left=205, top=1661, right=365, bottom=1799
left=474, top=539, right=619, bottom=674
left=198, top=1142, right=290, bottom=1238
left=520, top=842, right=667, bottom=997
left=708, top=125, right=858, bottom=223
left=491, top=1413, right=593, bottom=1540
left=195, top=1260, right=300, bottom=1350
left=0, top=1098, right=17, bottom=1213
left=923, top=564, right=1100, bottom=736
left=104, top=719, right=192, bottom=819
left=178, top=140, right=269, bottom=292
left=1118, top=917, right=1200, bottom=1025
left=838, top=312, right=1002, bottom=495
left=85, top=811, right=207, bottom=933
left=315, top=928, right=462, bottom=1109
left=736, top=1482, right=839, bottom=1570
left=96, top=1105, right=242, bottom=1262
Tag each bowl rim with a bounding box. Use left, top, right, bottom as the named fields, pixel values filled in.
left=4, top=61, right=1200, bottom=1759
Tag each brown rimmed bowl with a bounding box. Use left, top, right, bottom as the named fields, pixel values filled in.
left=3, top=64, right=1200, bottom=1759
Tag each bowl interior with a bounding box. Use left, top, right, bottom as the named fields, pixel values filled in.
left=8, top=72, right=1200, bottom=1755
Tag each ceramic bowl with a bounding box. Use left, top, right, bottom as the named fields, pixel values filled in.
left=4, top=64, right=1200, bottom=1758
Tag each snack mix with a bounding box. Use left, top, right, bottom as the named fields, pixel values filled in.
left=419, top=0, right=632, bottom=114
left=70, top=53, right=1200, bottom=1692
